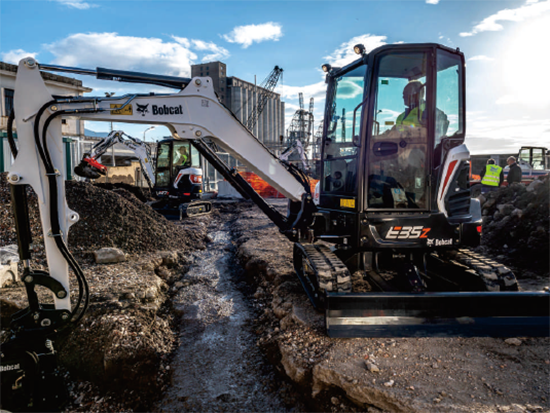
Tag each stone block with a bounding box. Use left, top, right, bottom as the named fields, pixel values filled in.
left=0, top=262, right=19, bottom=287
left=94, top=247, right=127, bottom=264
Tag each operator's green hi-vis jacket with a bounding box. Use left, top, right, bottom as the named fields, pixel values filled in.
left=481, top=165, right=503, bottom=186
left=396, top=105, right=424, bottom=129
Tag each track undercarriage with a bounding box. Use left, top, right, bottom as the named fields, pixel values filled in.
left=149, top=199, right=213, bottom=219
left=293, top=242, right=548, bottom=337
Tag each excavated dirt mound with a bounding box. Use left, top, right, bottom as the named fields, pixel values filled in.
left=66, top=181, right=207, bottom=254
left=93, top=182, right=154, bottom=203
left=0, top=173, right=207, bottom=255
left=478, top=176, right=549, bottom=276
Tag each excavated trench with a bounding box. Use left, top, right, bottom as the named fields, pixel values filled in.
left=156, top=209, right=297, bottom=412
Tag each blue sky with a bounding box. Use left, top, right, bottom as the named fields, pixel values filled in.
left=1, top=0, right=549, bottom=154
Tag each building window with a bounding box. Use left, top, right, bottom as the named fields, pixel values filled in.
left=206, top=72, right=209, bottom=76
left=206, top=66, right=209, bottom=70
left=4, top=88, right=14, bottom=117
left=61, top=119, right=67, bottom=125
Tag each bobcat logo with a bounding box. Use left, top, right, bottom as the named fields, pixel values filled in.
left=136, top=103, right=149, bottom=116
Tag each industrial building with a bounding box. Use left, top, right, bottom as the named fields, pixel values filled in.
left=191, top=62, right=285, bottom=152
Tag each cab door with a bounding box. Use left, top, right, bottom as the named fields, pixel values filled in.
left=320, top=62, right=367, bottom=211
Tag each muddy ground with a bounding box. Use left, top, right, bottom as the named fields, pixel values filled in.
left=1, top=176, right=549, bottom=412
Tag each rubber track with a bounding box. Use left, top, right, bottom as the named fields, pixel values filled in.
left=301, top=244, right=352, bottom=293
left=432, top=248, right=519, bottom=291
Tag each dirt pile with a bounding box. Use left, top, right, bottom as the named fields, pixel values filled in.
left=0, top=173, right=208, bottom=255
left=66, top=181, right=207, bottom=254
left=478, top=176, right=549, bottom=275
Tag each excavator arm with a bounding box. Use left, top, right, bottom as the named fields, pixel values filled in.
left=74, top=130, right=156, bottom=189
left=7, top=57, right=312, bottom=318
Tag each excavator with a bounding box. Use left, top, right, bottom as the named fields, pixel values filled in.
left=74, top=130, right=212, bottom=218
left=1, top=42, right=549, bottom=411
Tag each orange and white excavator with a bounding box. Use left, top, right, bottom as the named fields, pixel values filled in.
left=2, top=43, right=548, bottom=411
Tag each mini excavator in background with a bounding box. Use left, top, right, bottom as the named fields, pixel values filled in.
left=74, top=130, right=212, bottom=218
left=2, top=42, right=549, bottom=412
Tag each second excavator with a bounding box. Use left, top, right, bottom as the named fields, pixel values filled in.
left=75, top=130, right=212, bottom=218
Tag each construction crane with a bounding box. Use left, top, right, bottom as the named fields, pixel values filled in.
left=245, top=65, right=283, bottom=131
left=287, top=93, right=314, bottom=150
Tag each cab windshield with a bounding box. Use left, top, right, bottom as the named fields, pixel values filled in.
left=367, top=49, right=463, bottom=210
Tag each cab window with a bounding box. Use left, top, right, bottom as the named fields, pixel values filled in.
left=322, top=64, right=366, bottom=196
left=155, top=143, right=171, bottom=187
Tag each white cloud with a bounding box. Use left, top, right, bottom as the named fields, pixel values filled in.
left=467, top=55, right=495, bottom=61
left=172, top=37, right=230, bottom=62
left=1, top=49, right=38, bottom=65
left=278, top=82, right=327, bottom=101
left=53, top=0, right=95, bottom=9
left=324, top=34, right=387, bottom=68
left=222, top=22, right=283, bottom=48
left=460, top=0, right=550, bottom=37
left=44, top=32, right=231, bottom=77
left=466, top=118, right=550, bottom=153
left=426, top=0, right=440, bottom=4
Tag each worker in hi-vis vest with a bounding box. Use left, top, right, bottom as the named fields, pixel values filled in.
left=480, top=158, right=504, bottom=194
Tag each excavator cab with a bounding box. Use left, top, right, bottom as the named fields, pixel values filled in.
left=320, top=44, right=463, bottom=217
left=152, top=139, right=212, bottom=218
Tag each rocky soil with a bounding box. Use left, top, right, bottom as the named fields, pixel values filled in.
left=0, top=173, right=210, bottom=411
left=476, top=176, right=549, bottom=285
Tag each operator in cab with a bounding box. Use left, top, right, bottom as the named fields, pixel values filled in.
left=396, top=80, right=425, bottom=130
left=174, top=145, right=190, bottom=167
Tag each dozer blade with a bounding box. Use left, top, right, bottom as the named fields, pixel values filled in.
left=326, top=291, right=550, bottom=338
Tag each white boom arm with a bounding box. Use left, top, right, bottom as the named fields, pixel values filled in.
left=9, top=57, right=306, bottom=309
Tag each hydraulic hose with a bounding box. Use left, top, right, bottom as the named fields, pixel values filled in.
left=33, top=102, right=93, bottom=327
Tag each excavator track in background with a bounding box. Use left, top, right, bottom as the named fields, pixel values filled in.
left=180, top=200, right=212, bottom=218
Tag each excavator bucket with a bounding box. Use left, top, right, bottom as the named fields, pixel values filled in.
left=326, top=291, right=550, bottom=338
